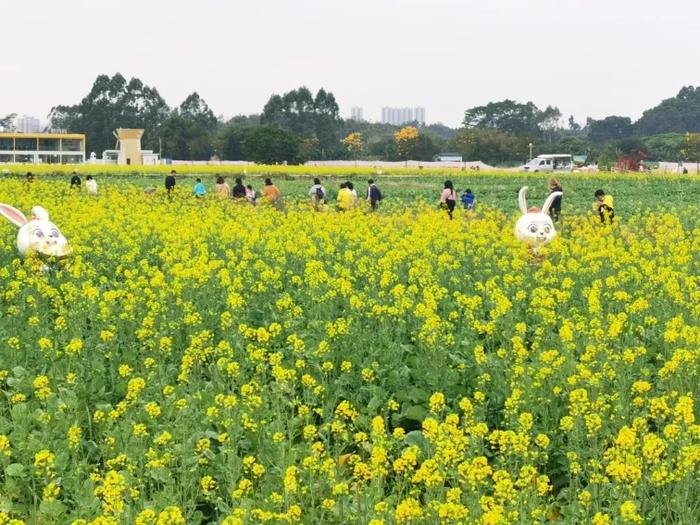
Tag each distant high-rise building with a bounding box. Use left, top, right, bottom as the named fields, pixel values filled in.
left=15, top=115, right=41, bottom=133
left=350, top=107, right=364, bottom=121
left=380, top=107, right=426, bottom=126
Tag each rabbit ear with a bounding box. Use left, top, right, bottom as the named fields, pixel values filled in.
left=0, top=204, right=27, bottom=227
left=541, top=191, right=563, bottom=214
left=30, top=206, right=49, bottom=221
left=518, top=187, right=529, bottom=214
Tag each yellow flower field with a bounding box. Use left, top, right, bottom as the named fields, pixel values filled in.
left=0, top=179, right=698, bottom=524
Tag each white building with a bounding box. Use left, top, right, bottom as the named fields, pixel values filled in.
left=15, top=115, right=41, bottom=133
left=350, top=107, right=364, bottom=121
left=380, top=107, right=426, bottom=126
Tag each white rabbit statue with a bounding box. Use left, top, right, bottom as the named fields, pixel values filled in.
left=0, top=204, right=70, bottom=259
left=514, top=187, right=562, bottom=248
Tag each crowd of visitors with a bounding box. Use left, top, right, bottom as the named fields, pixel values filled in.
left=21, top=170, right=615, bottom=225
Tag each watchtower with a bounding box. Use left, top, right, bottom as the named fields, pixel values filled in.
left=113, top=128, right=144, bottom=166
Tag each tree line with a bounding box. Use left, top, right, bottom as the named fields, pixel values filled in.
left=3, top=73, right=700, bottom=166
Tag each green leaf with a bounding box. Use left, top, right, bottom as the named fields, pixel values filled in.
left=5, top=463, right=25, bottom=477
left=403, top=430, right=429, bottom=454
left=404, top=404, right=427, bottom=423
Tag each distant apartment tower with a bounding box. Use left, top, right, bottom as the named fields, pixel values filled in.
left=350, top=107, right=364, bottom=121
left=380, top=107, right=426, bottom=126
left=15, top=115, right=41, bottom=133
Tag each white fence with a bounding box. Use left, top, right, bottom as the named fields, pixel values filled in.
left=656, top=162, right=700, bottom=174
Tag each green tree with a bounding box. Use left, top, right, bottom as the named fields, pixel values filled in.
left=539, top=106, right=563, bottom=144
left=683, top=132, right=700, bottom=172
left=450, top=128, right=532, bottom=164
left=242, top=125, right=299, bottom=164
left=641, top=133, right=685, bottom=161
left=48, top=73, right=170, bottom=155
left=464, top=100, right=540, bottom=135
left=567, top=115, right=582, bottom=132
left=297, top=137, right=320, bottom=163
left=587, top=116, right=633, bottom=144
left=261, top=86, right=341, bottom=155
left=636, top=86, right=700, bottom=135
left=161, top=92, right=218, bottom=160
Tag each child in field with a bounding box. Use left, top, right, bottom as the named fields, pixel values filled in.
left=193, top=178, right=206, bottom=198
left=461, top=188, right=476, bottom=210
left=593, top=189, right=614, bottom=224
left=246, top=184, right=257, bottom=205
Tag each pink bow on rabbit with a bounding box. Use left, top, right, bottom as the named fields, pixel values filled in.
left=0, top=204, right=70, bottom=258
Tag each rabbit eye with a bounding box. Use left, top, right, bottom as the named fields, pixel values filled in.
left=49, top=229, right=60, bottom=238
left=544, top=226, right=551, bottom=233
left=33, top=229, right=44, bottom=238
left=528, top=224, right=537, bottom=233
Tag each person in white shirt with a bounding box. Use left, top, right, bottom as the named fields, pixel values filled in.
left=85, top=175, right=98, bottom=195
left=347, top=181, right=358, bottom=205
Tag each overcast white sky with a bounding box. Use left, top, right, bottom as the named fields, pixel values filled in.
left=2, top=0, right=699, bottom=128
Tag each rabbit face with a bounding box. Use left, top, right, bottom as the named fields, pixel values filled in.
left=515, top=186, right=562, bottom=248
left=515, top=213, right=556, bottom=246
left=18, top=219, right=69, bottom=257
left=0, top=204, right=70, bottom=258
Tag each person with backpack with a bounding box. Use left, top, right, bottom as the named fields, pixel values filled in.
left=367, top=179, right=382, bottom=211
left=308, top=178, right=326, bottom=210
left=440, top=180, right=457, bottom=220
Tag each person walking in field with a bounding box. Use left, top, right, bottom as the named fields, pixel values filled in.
left=193, top=178, right=206, bottom=198
left=165, top=170, right=176, bottom=199
left=262, top=178, right=283, bottom=209
left=70, top=171, right=81, bottom=190
left=246, top=184, right=257, bottom=205
left=215, top=176, right=230, bottom=198
left=309, top=178, right=326, bottom=210
left=347, top=181, right=358, bottom=206
left=593, top=189, right=615, bottom=224
left=231, top=177, right=247, bottom=200
left=461, top=188, right=476, bottom=211
left=440, top=180, right=457, bottom=220
left=548, top=178, right=563, bottom=222
left=337, top=182, right=354, bottom=211
left=85, top=175, right=98, bottom=195
left=367, top=179, right=382, bottom=211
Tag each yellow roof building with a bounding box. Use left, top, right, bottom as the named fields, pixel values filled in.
left=0, top=132, right=86, bottom=164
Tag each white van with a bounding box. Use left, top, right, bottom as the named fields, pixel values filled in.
left=523, top=154, right=573, bottom=172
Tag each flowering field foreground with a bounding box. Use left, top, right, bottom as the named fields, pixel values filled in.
left=0, top=182, right=699, bottom=524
